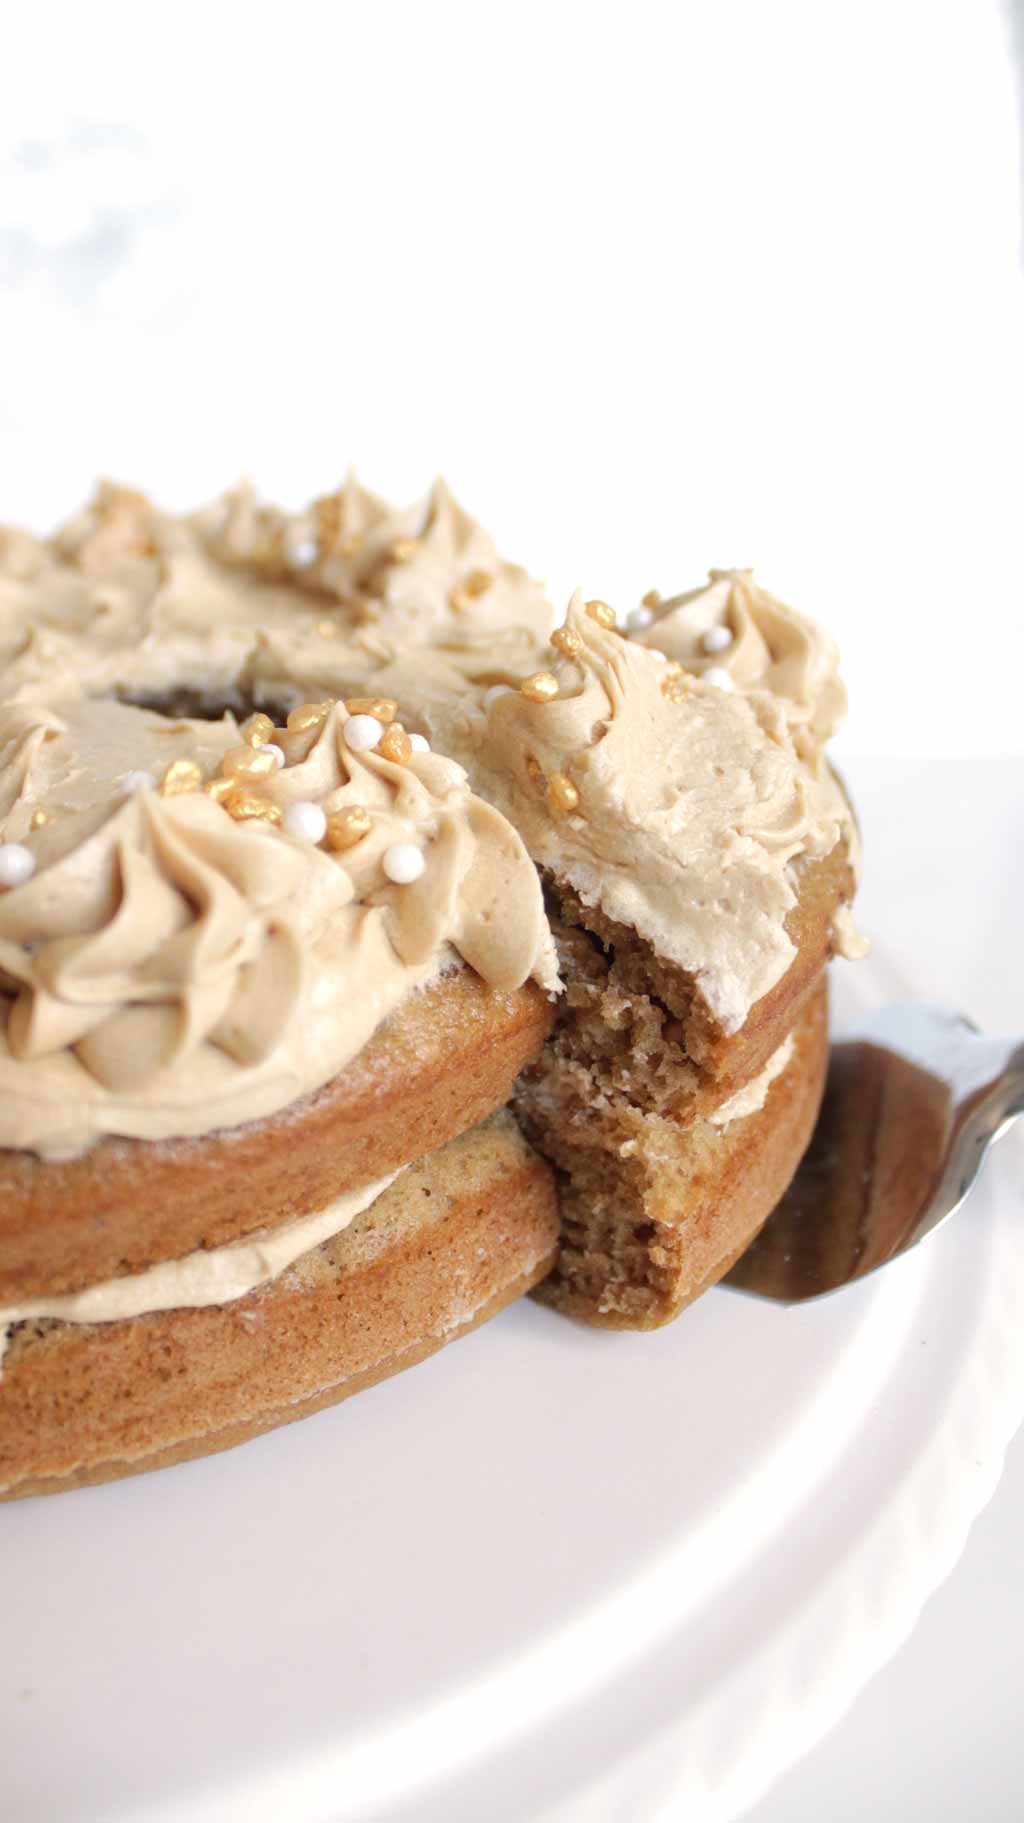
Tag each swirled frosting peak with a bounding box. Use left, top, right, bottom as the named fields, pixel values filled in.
left=0, top=696, right=556, bottom=1158
left=446, top=595, right=850, bottom=1033
left=193, top=473, right=554, bottom=645
left=0, top=475, right=555, bottom=712
left=632, top=569, right=847, bottom=752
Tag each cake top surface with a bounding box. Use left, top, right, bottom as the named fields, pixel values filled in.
left=0, top=477, right=857, bottom=1159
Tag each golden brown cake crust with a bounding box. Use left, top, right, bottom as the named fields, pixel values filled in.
left=0, top=971, right=553, bottom=1303
left=0, top=1113, right=558, bottom=1501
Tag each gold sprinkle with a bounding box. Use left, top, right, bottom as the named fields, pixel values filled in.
left=205, top=776, right=238, bottom=804
left=316, top=620, right=336, bottom=638
left=221, top=745, right=280, bottom=781
left=345, top=697, right=397, bottom=724
left=525, top=757, right=545, bottom=789
left=662, top=675, right=690, bottom=704
left=550, top=626, right=582, bottom=659
left=377, top=722, right=412, bottom=765
left=30, top=808, right=51, bottom=830
left=663, top=660, right=683, bottom=678
left=642, top=588, right=662, bottom=609
left=339, top=532, right=362, bottom=557
left=389, top=537, right=417, bottom=564
left=548, top=772, right=580, bottom=813
left=158, top=758, right=203, bottom=797
left=241, top=712, right=275, bottom=749
left=520, top=671, right=560, bottom=703
left=226, top=792, right=283, bottom=826
left=586, top=599, right=617, bottom=629
left=325, top=805, right=373, bottom=851
left=286, top=701, right=332, bottom=734
left=451, top=570, right=492, bottom=610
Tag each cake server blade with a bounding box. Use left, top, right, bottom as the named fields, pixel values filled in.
left=725, top=1004, right=1023, bottom=1303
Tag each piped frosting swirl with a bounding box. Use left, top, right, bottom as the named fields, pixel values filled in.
left=0, top=477, right=860, bottom=1158
left=631, top=570, right=847, bottom=754
left=0, top=695, right=555, bottom=1158
left=432, top=596, right=849, bottom=1033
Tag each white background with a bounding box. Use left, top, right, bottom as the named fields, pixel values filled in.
left=2, top=2, right=1022, bottom=1818
left=2, top=0, right=1022, bottom=757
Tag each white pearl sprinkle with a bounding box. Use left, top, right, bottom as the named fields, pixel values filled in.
left=703, top=665, right=735, bottom=692
left=703, top=624, right=734, bottom=654
left=118, top=770, right=156, bottom=796
left=263, top=743, right=286, bottom=768
left=288, top=535, right=318, bottom=568
left=344, top=714, right=384, bottom=752
left=408, top=732, right=430, bottom=753
left=483, top=685, right=514, bottom=711
left=0, top=843, right=36, bottom=888
left=382, top=842, right=425, bottom=885
left=283, top=800, right=328, bottom=844
left=626, top=604, right=654, bottom=633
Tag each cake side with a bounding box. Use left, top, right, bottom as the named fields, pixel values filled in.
left=0, top=969, right=552, bottom=1302
left=0, top=1112, right=558, bottom=1500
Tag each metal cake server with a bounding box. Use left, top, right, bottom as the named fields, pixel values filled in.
left=726, top=1004, right=1024, bottom=1303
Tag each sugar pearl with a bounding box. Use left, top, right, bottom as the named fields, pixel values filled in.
left=344, top=714, right=384, bottom=752
left=0, top=843, right=36, bottom=888
left=283, top=800, right=328, bottom=844
left=703, top=665, right=735, bottom=692
left=626, top=604, right=654, bottom=632
left=119, top=770, right=156, bottom=796
left=483, top=685, right=514, bottom=711
left=703, top=624, right=734, bottom=654
left=382, top=843, right=425, bottom=885
left=408, top=732, right=430, bottom=753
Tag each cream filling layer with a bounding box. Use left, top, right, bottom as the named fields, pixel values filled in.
left=708, top=1033, right=796, bottom=1128
left=0, top=1167, right=400, bottom=1371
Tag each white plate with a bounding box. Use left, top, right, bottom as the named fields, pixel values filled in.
left=3, top=950, right=1022, bottom=1823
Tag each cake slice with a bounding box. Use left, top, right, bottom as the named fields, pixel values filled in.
left=432, top=589, right=860, bottom=1327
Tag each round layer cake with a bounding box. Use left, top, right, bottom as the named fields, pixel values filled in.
left=0, top=477, right=865, bottom=1494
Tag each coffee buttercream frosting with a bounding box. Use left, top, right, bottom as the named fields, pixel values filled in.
left=0, top=693, right=556, bottom=1158
left=0, top=477, right=860, bottom=1159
